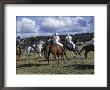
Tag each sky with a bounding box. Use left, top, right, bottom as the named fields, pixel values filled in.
left=16, top=16, right=94, bottom=38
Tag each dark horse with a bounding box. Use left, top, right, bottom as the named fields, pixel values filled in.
left=43, top=39, right=68, bottom=64
left=61, top=38, right=81, bottom=59
left=16, top=45, right=22, bottom=64
left=80, top=44, right=94, bottom=59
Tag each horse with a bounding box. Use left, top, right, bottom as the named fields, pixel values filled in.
left=44, top=40, right=68, bottom=64
left=16, top=45, right=22, bottom=64
left=16, top=39, right=25, bottom=62
left=26, top=40, right=45, bottom=60
left=80, top=44, right=94, bottom=59
left=20, top=39, right=26, bottom=53
left=61, top=38, right=81, bottom=59
left=16, top=39, right=26, bottom=53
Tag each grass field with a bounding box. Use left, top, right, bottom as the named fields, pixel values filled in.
left=16, top=46, right=94, bottom=74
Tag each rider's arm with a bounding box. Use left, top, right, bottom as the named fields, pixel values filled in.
left=65, top=36, right=68, bottom=41
left=70, top=36, right=72, bottom=41
left=58, top=36, right=60, bottom=42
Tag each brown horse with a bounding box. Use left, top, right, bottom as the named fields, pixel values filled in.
left=16, top=39, right=25, bottom=61
left=16, top=45, right=22, bottom=63
left=44, top=44, right=68, bottom=64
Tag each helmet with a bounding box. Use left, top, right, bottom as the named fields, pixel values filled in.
left=55, top=32, right=59, bottom=36
left=67, top=34, right=70, bottom=36
left=17, top=36, right=20, bottom=39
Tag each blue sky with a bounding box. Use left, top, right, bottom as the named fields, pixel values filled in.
left=16, top=16, right=94, bottom=38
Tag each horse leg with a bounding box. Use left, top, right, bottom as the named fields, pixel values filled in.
left=84, top=51, right=88, bottom=59
left=26, top=53, right=28, bottom=60
left=73, top=50, right=77, bottom=58
left=53, top=54, right=58, bottom=65
left=47, top=52, right=50, bottom=63
left=16, top=54, right=20, bottom=65
left=64, top=52, right=69, bottom=60
left=38, top=52, right=42, bottom=59
left=57, top=55, right=60, bottom=65
left=62, top=54, right=67, bottom=64
left=76, top=49, right=81, bottom=58
left=16, top=55, right=19, bottom=65
left=78, top=50, right=81, bottom=57
left=19, top=55, right=20, bottom=61
left=44, top=51, right=47, bottom=60
left=37, top=52, right=41, bottom=59
left=19, top=54, right=21, bottom=61
left=60, top=55, right=63, bottom=60
left=16, top=55, right=18, bottom=63
left=21, top=49, right=23, bottom=56
left=34, top=52, right=36, bottom=60
left=26, top=52, right=29, bottom=60
left=45, top=50, right=50, bottom=63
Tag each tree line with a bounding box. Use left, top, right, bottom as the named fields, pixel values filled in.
left=21, top=32, right=94, bottom=46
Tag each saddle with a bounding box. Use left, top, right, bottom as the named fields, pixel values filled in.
left=66, top=43, right=73, bottom=48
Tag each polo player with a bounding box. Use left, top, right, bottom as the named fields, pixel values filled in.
left=65, top=34, right=75, bottom=49
left=16, top=36, right=21, bottom=46
left=52, top=32, right=63, bottom=47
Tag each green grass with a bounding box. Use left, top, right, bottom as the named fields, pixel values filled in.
left=16, top=46, right=94, bottom=74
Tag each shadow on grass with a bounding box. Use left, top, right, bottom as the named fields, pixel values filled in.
left=38, top=59, right=57, bottom=62
left=63, top=64, right=94, bottom=70
left=16, top=63, right=49, bottom=68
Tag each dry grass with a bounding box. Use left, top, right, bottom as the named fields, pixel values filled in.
left=16, top=46, right=94, bottom=74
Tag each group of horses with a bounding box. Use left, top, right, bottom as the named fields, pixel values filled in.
left=16, top=40, right=44, bottom=61
left=16, top=38, right=94, bottom=65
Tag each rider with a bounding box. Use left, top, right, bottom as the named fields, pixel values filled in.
left=52, top=32, right=63, bottom=47
left=16, top=36, right=21, bottom=46
left=16, top=36, right=21, bottom=51
left=65, top=34, right=76, bottom=49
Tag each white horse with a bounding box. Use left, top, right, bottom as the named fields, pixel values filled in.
left=26, top=40, right=45, bottom=60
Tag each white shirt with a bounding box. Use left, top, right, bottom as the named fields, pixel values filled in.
left=16, top=39, right=20, bottom=45
left=66, top=35, right=72, bottom=43
left=53, top=36, right=60, bottom=43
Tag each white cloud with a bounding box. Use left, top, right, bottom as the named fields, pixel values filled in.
left=17, top=16, right=94, bottom=37
left=40, top=16, right=91, bottom=33
left=17, top=18, right=39, bottom=33
left=41, top=17, right=65, bottom=29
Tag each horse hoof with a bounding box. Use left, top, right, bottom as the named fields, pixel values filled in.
left=64, top=62, right=67, bottom=64
left=73, top=56, right=76, bottom=58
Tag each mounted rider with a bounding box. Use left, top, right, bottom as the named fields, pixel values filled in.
left=65, top=34, right=76, bottom=50
left=52, top=32, right=63, bottom=47
left=16, top=36, right=21, bottom=46
left=16, top=36, right=21, bottom=52
left=41, top=33, right=63, bottom=53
